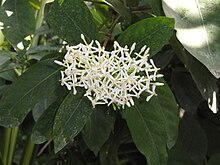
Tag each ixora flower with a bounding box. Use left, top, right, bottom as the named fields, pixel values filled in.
left=55, top=34, right=163, bottom=109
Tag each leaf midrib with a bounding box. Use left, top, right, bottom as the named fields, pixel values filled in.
left=60, top=3, right=90, bottom=41
left=134, top=105, right=161, bottom=165
left=194, top=0, right=213, bottom=61
left=7, top=66, right=61, bottom=113
left=62, top=95, right=84, bottom=131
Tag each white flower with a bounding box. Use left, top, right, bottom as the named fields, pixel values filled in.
left=55, top=34, right=163, bottom=109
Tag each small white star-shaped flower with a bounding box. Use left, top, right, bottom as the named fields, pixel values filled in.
left=55, top=34, right=163, bottom=109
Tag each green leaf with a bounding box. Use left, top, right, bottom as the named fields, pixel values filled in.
left=144, top=0, right=163, bottom=15
left=157, top=80, right=179, bottom=149
left=53, top=91, right=93, bottom=153
left=118, top=17, right=174, bottom=56
left=0, top=58, right=61, bottom=127
left=162, top=0, right=220, bottom=78
left=153, top=48, right=174, bottom=69
left=208, top=153, right=220, bottom=165
left=168, top=137, right=195, bottom=165
left=47, top=0, right=100, bottom=44
left=31, top=101, right=60, bottom=144
left=170, top=35, right=218, bottom=113
left=99, top=120, right=129, bottom=165
left=32, top=97, right=56, bottom=122
left=0, top=51, right=10, bottom=66
left=124, top=99, right=167, bottom=165
left=104, top=0, right=131, bottom=21
left=171, top=69, right=203, bottom=113
left=198, top=105, right=220, bottom=156
left=0, top=0, right=35, bottom=49
left=66, top=149, right=85, bottom=165
left=123, top=81, right=178, bottom=165
left=180, top=113, right=207, bottom=165
left=82, top=107, right=115, bottom=155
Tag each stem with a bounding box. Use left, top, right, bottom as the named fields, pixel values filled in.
left=2, top=128, right=10, bottom=165
left=84, top=0, right=106, bottom=5
left=37, top=140, right=52, bottom=156
left=7, top=128, right=19, bottom=165
left=128, top=6, right=151, bottom=13
left=103, top=15, right=121, bottom=48
left=19, top=138, right=35, bottom=165
left=31, top=0, right=47, bottom=47
left=2, top=127, right=19, bottom=165
left=19, top=1, right=49, bottom=163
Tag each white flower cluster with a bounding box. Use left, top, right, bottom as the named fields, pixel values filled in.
left=55, top=34, right=163, bottom=108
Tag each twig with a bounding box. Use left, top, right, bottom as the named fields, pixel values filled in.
left=103, top=15, right=121, bottom=48
left=83, top=0, right=106, bottom=5
left=37, top=140, right=52, bottom=156
left=128, top=5, right=151, bottom=13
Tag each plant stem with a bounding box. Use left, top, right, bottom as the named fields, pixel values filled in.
left=103, top=14, right=121, bottom=48
left=84, top=0, right=106, bottom=5
left=31, top=0, right=47, bottom=47
left=19, top=138, right=35, bottom=165
left=20, top=1, right=49, bottom=163
left=2, top=128, right=10, bottom=165
left=2, top=127, right=19, bottom=165
left=7, top=128, right=19, bottom=165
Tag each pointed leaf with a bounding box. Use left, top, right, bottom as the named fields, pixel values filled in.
left=118, top=17, right=174, bottom=56
left=99, top=121, right=129, bottom=165
left=47, top=0, right=100, bottom=44
left=162, top=0, right=220, bottom=78
left=82, top=107, right=115, bottom=155
left=180, top=113, right=207, bottom=165
left=157, top=81, right=179, bottom=149
left=31, top=101, right=61, bottom=144
left=0, top=0, right=35, bottom=48
left=168, top=137, right=195, bottom=165
left=124, top=98, right=167, bottom=165
left=170, top=35, right=218, bottom=113
left=53, top=91, right=93, bottom=153
left=143, top=0, right=163, bottom=15
left=123, top=81, right=178, bottom=165
left=171, top=69, right=203, bottom=113
left=104, top=0, right=131, bottom=21
left=0, top=58, right=61, bottom=127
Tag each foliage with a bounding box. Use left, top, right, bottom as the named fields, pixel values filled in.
left=0, top=0, right=219, bottom=164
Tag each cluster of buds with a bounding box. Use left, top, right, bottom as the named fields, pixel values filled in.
left=55, top=34, right=163, bottom=108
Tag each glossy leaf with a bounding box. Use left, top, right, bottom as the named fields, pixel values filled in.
left=31, top=101, right=61, bottom=144
left=170, top=35, right=218, bottom=113
left=0, top=58, right=61, bottom=127
left=198, top=105, right=220, bottom=156
left=153, top=47, right=174, bottom=69
left=0, top=0, right=35, bottom=49
left=104, top=0, right=131, bottom=21
left=157, top=80, right=179, bottom=149
left=32, top=97, right=55, bottom=122
left=124, top=98, right=167, bottom=165
left=123, top=81, right=178, bottom=165
left=180, top=113, right=207, bottom=165
left=47, top=0, right=100, bottom=44
left=162, top=0, right=220, bottom=78
left=144, top=0, right=163, bottom=15
left=82, top=107, right=115, bottom=155
left=168, top=137, right=195, bottom=165
left=118, top=17, right=174, bottom=56
left=171, top=69, right=203, bottom=113
left=99, top=120, right=129, bottom=165
left=53, top=91, right=93, bottom=153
